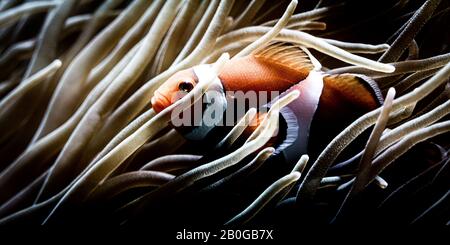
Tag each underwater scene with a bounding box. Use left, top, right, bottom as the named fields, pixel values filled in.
left=0, top=0, right=449, bottom=240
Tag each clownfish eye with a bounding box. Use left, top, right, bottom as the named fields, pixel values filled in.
left=178, top=81, right=194, bottom=92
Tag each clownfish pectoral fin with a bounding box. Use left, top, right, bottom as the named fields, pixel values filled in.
left=253, top=42, right=317, bottom=72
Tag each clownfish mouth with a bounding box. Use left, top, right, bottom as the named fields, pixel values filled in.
left=151, top=91, right=172, bottom=113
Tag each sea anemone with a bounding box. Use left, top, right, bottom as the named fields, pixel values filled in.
left=0, top=0, right=448, bottom=233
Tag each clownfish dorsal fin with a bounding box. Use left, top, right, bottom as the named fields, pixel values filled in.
left=253, top=42, right=319, bottom=72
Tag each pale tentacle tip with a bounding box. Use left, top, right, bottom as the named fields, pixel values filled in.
left=247, top=107, right=257, bottom=116
left=386, top=87, right=396, bottom=98
left=375, top=176, right=388, bottom=189
left=290, top=171, right=301, bottom=180
left=218, top=52, right=230, bottom=62
left=52, top=59, right=62, bottom=68
left=384, top=64, right=396, bottom=73
left=292, top=154, right=309, bottom=173
left=213, top=53, right=230, bottom=73
left=281, top=90, right=300, bottom=106
left=380, top=44, right=390, bottom=50
left=290, top=90, right=300, bottom=98
left=261, top=147, right=275, bottom=155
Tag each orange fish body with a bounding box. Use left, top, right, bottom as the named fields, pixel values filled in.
left=151, top=43, right=315, bottom=113
left=218, top=55, right=310, bottom=94
left=151, top=42, right=383, bottom=159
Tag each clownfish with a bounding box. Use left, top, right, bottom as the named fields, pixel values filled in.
left=151, top=42, right=383, bottom=162
left=152, top=43, right=314, bottom=113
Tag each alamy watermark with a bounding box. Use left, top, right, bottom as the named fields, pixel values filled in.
left=170, top=90, right=282, bottom=128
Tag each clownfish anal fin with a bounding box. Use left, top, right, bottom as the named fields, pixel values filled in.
left=253, top=42, right=316, bottom=72
left=322, top=73, right=384, bottom=112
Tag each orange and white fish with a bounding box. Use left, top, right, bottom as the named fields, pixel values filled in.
left=151, top=43, right=314, bottom=113
left=151, top=42, right=383, bottom=162
left=151, top=42, right=381, bottom=113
